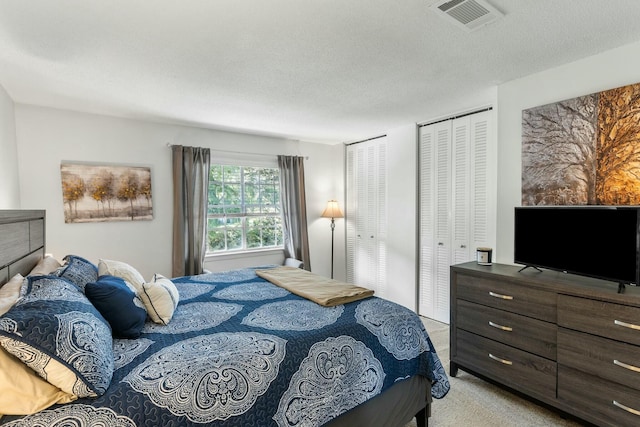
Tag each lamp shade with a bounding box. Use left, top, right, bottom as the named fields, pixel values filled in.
left=321, top=200, right=344, bottom=219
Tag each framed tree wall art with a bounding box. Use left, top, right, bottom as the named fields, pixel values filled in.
left=60, top=162, right=153, bottom=223
left=522, top=82, right=640, bottom=206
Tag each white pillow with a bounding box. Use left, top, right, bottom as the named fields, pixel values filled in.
left=0, top=274, right=24, bottom=316
left=140, top=274, right=179, bottom=325
left=98, top=259, right=145, bottom=294
left=28, top=256, right=62, bottom=276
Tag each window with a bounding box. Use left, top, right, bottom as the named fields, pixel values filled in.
left=207, top=164, right=283, bottom=253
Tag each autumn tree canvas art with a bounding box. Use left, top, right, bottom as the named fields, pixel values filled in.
left=596, top=84, right=640, bottom=205
left=522, top=82, right=640, bottom=206
left=61, top=163, right=153, bottom=223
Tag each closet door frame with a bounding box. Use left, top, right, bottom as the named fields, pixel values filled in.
left=419, top=120, right=452, bottom=321
left=345, top=138, right=388, bottom=298
left=418, top=109, right=495, bottom=323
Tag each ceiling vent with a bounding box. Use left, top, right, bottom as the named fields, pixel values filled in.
left=431, top=0, right=504, bottom=32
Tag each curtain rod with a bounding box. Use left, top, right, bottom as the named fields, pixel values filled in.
left=418, top=106, right=493, bottom=128
left=166, top=143, right=308, bottom=160
left=344, top=134, right=387, bottom=146
left=344, top=106, right=493, bottom=143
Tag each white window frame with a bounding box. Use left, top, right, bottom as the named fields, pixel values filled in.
left=205, top=153, right=284, bottom=256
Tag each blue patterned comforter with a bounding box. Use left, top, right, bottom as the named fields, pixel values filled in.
left=1, top=267, right=449, bottom=426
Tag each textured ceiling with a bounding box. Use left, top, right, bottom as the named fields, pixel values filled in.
left=2, top=0, right=640, bottom=144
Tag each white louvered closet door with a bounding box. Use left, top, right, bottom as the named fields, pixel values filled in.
left=345, top=138, right=387, bottom=298
left=451, top=116, right=472, bottom=265
left=469, top=111, right=493, bottom=257
left=451, top=112, right=493, bottom=264
left=419, top=110, right=494, bottom=324
left=419, top=121, right=452, bottom=322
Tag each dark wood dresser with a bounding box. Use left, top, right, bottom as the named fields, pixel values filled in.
left=450, top=262, right=640, bottom=427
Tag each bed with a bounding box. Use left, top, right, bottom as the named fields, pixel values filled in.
left=0, top=210, right=449, bottom=426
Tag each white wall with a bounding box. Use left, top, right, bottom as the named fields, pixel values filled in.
left=305, top=142, right=346, bottom=280
left=496, top=39, right=640, bottom=264
left=384, top=123, right=418, bottom=310
left=0, top=84, right=20, bottom=209
left=14, top=105, right=341, bottom=280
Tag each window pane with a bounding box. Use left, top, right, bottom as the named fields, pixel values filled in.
left=244, top=167, right=259, bottom=184
left=208, top=183, right=223, bottom=208
left=223, top=165, right=241, bottom=182
left=224, top=184, right=241, bottom=211
left=207, top=217, right=244, bottom=252
left=261, top=217, right=277, bottom=247
left=245, top=183, right=259, bottom=205
left=226, top=218, right=243, bottom=250
left=207, top=218, right=226, bottom=252
left=246, top=217, right=262, bottom=249
left=209, top=165, right=223, bottom=183
left=246, top=216, right=282, bottom=249
left=262, top=168, right=279, bottom=183
left=259, top=183, right=279, bottom=213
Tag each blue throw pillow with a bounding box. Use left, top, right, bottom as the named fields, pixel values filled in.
left=0, top=275, right=113, bottom=398
left=85, top=275, right=147, bottom=339
left=55, top=255, right=98, bottom=292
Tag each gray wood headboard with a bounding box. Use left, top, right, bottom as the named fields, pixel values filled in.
left=0, top=210, right=46, bottom=286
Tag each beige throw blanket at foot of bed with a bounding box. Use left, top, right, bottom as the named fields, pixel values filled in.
left=255, top=266, right=374, bottom=307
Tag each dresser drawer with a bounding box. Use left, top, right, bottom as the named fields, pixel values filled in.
left=558, top=294, right=640, bottom=345
left=558, top=328, right=640, bottom=391
left=454, top=329, right=556, bottom=399
left=558, top=365, right=640, bottom=427
left=456, top=299, right=557, bottom=360
left=456, top=273, right=556, bottom=322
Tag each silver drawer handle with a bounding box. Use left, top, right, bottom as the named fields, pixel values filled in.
left=489, top=291, right=513, bottom=300
left=488, top=353, right=513, bottom=365
left=613, top=400, right=640, bottom=416
left=613, top=359, right=640, bottom=373
left=614, top=319, right=640, bottom=331
left=489, top=321, right=513, bottom=332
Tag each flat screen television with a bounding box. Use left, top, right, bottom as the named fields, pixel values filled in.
left=514, top=206, right=640, bottom=289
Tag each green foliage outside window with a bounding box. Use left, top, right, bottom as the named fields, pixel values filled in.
left=207, top=164, right=283, bottom=253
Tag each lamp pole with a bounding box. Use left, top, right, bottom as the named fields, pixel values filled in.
left=329, top=216, right=336, bottom=279
left=321, top=200, right=344, bottom=280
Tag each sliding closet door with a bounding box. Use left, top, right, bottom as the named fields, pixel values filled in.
left=345, top=138, right=387, bottom=298
left=419, top=110, right=495, bottom=324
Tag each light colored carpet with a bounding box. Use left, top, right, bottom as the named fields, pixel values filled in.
left=405, top=318, right=586, bottom=427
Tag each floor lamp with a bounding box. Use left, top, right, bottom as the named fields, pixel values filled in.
left=321, top=200, right=344, bottom=279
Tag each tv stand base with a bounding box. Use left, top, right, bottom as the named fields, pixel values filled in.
left=517, top=265, right=542, bottom=273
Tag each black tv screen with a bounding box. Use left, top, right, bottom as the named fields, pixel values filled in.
left=514, top=206, right=640, bottom=285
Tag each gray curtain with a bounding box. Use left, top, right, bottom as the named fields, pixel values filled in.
left=278, top=155, right=311, bottom=271
left=172, top=145, right=211, bottom=277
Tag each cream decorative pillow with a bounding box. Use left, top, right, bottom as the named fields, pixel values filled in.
left=28, top=255, right=62, bottom=276
left=140, top=274, right=180, bottom=325
left=0, top=274, right=24, bottom=316
left=0, top=347, right=76, bottom=415
left=98, top=259, right=145, bottom=294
